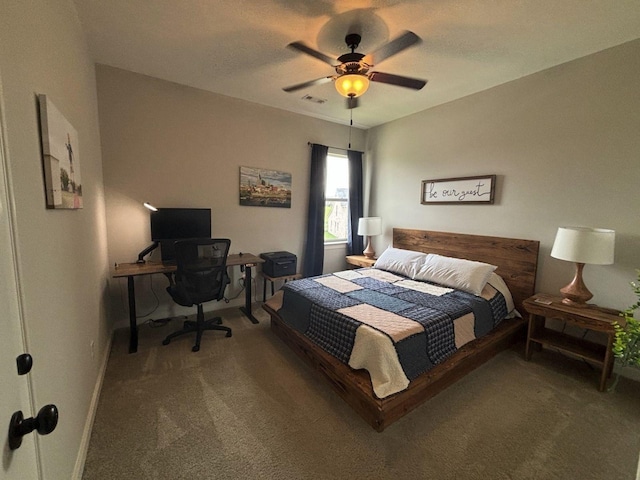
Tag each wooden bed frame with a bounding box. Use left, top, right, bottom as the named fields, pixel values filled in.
left=262, top=229, right=539, bottom=432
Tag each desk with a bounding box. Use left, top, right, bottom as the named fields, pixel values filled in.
left=113, top=253, right=264, bottom=353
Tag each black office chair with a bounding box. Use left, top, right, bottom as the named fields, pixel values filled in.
left=162, top=238, right=232, bottom=352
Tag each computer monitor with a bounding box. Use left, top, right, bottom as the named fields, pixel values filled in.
left=151, top=208, right=211, bottom=241
left=149, top=208, right=212, bottom=263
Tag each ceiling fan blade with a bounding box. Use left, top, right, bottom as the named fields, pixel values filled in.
left=364, top=31, right=421, bottom=65
left=369, top=72, right=427, bottom=90
left=346, top=96, right=359, bottom=109
left=283, top=76, right=334, bottom=93
left=287, top=41, right=336, bottom=66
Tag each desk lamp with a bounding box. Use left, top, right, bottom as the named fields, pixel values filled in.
left=550, top=226, right=615, bottom=306
left=358, top=217, right=382, bottom=259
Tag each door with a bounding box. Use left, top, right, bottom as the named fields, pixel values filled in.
left=0, top=75, right=40, bottom=479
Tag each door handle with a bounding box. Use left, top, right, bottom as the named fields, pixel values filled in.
left=16, top=353, right=33, bottom=375
left=8, top=404, right=59, bottom=450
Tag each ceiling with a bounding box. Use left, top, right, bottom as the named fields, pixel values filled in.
left=73, top=1, right=640, bottom=129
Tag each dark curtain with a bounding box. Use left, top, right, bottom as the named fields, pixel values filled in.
left=346, top=149, right=364, bottom=256
left=303, top=143, right=328, bottom=277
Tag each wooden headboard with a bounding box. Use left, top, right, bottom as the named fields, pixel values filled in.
left=393, top=229, right=539, bottom=313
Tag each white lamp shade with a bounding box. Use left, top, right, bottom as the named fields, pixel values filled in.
left=357, top=217, right=382, bottom=236
left=550, top=227, right=615, bottom=265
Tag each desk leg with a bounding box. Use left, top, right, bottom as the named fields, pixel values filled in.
left=239, top=264, right=259, bottom=324
left=127, top=275, right=138, bottom=353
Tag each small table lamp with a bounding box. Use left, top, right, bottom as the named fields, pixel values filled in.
left=358, top=217, right=382, bottom=259
left=550, top=226, right=615, bottom=306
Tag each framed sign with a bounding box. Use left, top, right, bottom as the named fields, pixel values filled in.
left=421, top=175, right=496, bottom=204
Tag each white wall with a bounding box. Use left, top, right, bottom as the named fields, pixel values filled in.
left=96, top=66, right=365, bottom=327
left=366, top=39, right=640, bottom=310
left=0, top=0, right=110, bottom=478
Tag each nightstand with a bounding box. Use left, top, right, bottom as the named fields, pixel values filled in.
left=522, top=293, right=621, bottom=392
left=345, top=255, right=376, bottom=269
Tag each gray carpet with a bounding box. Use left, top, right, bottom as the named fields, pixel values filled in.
left=83, top=305, right=640, bottom=480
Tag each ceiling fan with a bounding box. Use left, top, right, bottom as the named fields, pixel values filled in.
left=283, top=31, right=427, bottom=108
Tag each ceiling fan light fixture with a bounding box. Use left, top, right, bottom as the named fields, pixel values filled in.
left=335, top=74, right=369, bottom=98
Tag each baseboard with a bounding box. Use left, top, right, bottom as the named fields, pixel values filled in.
left=112, top=295, right=248, bottom=330
left=72, top=333, right=113, bottom=479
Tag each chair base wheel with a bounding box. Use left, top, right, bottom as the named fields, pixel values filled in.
left=161, top=311, right=231, bottom=351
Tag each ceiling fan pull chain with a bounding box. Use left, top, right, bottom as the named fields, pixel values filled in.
left=348, top=107, right=353, bottom=149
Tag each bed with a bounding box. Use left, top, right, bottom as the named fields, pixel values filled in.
left=262, top=229, right=539, bottom=431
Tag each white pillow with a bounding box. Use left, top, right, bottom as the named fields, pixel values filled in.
left=414, top=254, right=497, bottom=296
left=486, top=272, right=518, bottom=317
left=373, top=247, right=429, bottom=279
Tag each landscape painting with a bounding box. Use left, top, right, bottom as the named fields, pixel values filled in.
left=239, top=166, right=291, bottom=208
left=38, top=94, right=83, bottom=209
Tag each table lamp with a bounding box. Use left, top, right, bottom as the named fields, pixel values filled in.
left=550, top=226, right=615, bottom=306
left=358, top=217, right=382, bottom=259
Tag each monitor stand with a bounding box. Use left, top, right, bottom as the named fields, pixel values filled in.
left=136, top=241, right=159, bottom=264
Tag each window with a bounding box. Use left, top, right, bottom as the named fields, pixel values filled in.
left=324, top=153, right=349, bottom=243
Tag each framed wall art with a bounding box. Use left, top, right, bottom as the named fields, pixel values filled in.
left=239, top=166, right=292, bottom=208
left=38, top=94, right=83, bottom=209
left=421, top=175, right=496, bottom=205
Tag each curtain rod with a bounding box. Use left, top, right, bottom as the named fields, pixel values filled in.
left=307, top=142, right=364, bottom=154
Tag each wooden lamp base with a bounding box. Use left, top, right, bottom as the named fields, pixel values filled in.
left=559, top=262, right=593, bottom=307
left=363, top=236, right=375, bottom=259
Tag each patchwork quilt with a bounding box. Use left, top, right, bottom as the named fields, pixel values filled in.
left=276, top=267, right=509, bottom=399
